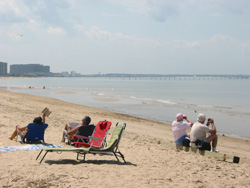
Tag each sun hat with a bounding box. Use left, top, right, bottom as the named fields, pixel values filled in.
left=197, top=113, right=206, bottom=122
left=176, top=113, right=184, bottom=121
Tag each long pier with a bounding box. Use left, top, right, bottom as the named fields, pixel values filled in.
left=83, top=75, right=250, bottom=80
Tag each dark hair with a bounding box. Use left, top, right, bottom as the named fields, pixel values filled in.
left=33, top=117, right=43, bottom=125
left=82, top=116, right=91, bottom=125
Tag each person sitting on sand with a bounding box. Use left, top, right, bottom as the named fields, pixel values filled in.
left=172, top=113, right=193, bottom=145
left=9, top=113, right=48, bottom=141
left=61, top=116, right=91, bottom=142
left=190, top=113, right=219, bottom=152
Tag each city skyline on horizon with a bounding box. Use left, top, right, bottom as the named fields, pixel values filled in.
left=1, top=61, right=250, bottom=77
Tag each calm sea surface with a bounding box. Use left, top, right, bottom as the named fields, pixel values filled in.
left=1, top=77, right=250, bottom=140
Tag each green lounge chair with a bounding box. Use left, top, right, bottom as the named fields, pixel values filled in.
left=36, top=122, right=126, bottom=163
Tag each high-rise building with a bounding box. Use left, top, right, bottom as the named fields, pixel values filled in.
left=10, top=64, right=50, bottom=76
left=0, top=62, right=8, bottom=76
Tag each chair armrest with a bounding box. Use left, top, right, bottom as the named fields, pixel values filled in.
left=74, top=135, right=89, bottom=140
left=89, top=136, right=103, bottom=141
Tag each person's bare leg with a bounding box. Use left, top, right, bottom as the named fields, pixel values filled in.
left=9, top=125, right=27, bottom=140
left=62, top=123, right=72, bottom=142
left=212, top=136, right=218, bottom=148
left=207, top=134, right=218, bottom=151
left=67, top=126, right=79, bottom=137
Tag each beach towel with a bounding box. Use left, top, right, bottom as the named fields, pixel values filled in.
left=0, top=144, right=62, bottom=152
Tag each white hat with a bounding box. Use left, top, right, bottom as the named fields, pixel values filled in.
left=197, top=113, right=206, bottom=122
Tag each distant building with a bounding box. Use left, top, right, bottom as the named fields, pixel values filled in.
left=70, top=71, right=81, bottom=77
left=0, top=62, right=8, bottom=76
left=70, top=71, right=76, bottom=77
left=62, top=71, right=69, bottom=77
left=10, top=64, right=50, bottom=76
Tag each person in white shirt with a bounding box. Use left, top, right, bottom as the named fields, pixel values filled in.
left=190, top=113, right=219, bottom=152
left=172, top=113, right=193, bottom=145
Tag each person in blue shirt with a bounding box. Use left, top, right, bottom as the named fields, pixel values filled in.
left=9, top=113, right=48, bottom=142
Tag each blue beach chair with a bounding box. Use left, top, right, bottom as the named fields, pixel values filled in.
left=17, top=123, right=48, bottom=143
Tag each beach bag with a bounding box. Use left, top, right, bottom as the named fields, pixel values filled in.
left=182, top=137, right=190, bottom=147
left=195, top=139, right=211, bottom=151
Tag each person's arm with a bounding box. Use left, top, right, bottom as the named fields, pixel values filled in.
left=42, top=113, right=46, bottom=124
left=208, top=118, right=216, bottom=134
left=184, top=116, right=193, bottom=127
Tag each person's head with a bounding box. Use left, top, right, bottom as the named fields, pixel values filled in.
left=82, top=116, right=91, bottom=125
left=33, top=117, right=43, bottom=125
left=197, top=113, right=206, bottom=124
left=176, top=113, right=184, bottom=122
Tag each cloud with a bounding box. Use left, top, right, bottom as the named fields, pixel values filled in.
left=208, top=34, right=236, bottom=44
left=106, top=0, right=250, bottom=23
left=85, top=26, right=112, bottom=40
left=169, top=34, right=250, bottom=53
left=0, top=1, right=28, bottom=23
left=85, top=26, right=161, bottom=47
left=46, top=26, right=67, bottom=35
left=74, top=25, right=85, bottom=32
left=27, top=19, right=39, bottom=31
left=186, top=41, right=200, bottom=48
left=171, top=39, right=200, bottom=49
left=106, top=0, right=179, bottom=22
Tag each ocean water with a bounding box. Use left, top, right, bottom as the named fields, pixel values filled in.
left=0, top=77, right=250, bottom=140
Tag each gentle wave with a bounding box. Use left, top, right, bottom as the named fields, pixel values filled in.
left=1, top=77, right=250, bottom=140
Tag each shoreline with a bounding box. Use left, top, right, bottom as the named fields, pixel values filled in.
left=1, top=89, right=249, bottom=150
left=2, top=87, right=250, bottom=141
left=1, top=89, right=250, bottom=187
left=1, top=77, right=250, bottom=141
left=0, top=88, right=250, bottom=141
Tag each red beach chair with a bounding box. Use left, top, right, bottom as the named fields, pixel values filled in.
left=73, top=120, right=112, bottom=148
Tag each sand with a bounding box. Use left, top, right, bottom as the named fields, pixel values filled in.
left=0, top=89, right=250, bottom=188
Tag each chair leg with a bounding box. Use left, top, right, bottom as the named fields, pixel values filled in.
left=36, top=150, right=43, bottom=160
left=77, top=152, right=86, bottom=162
left=114, top=151, right=126, bottom=163
left=39, top=151, right=49, bottom=163
left=118, top=151, right=126, bottom=163
left=83, top=153, right=86, bottom=162
left=113, top=152, right=120, bottom=162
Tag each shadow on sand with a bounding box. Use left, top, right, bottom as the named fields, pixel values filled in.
left=44, top=159, right=136, bottom=166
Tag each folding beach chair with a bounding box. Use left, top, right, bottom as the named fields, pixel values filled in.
left=16, top=123, right=48, bottom=144
left=36, top=122, right=126, bottom=163
left=71, top=124, right=95, bottom=144
left=78, top=122, right=126, bottom=162
left=73, top=120, right=112, bottom=148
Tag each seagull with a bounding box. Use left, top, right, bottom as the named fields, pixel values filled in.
left=17, top=33, right=26, bottom=37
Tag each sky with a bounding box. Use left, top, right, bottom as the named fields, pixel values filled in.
left=0, top=0, right=250, bottom=75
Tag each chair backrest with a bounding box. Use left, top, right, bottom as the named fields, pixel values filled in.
left=105, top=122, right=126, bottom=151
left=77, top=124, right=95, bottom=143
left=25, top=123, right=48, bottom=142
left=78, top=124, right=95, bottom=137
left=90, top=120, right=112, bottom=147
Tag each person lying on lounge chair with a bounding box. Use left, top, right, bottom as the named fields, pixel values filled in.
left=61, top=116, right=92, bottom=142
left=9, top=113, right=48, bottom=142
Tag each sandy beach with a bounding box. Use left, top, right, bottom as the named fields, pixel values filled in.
left=0, top=89, right=250, bottom=188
